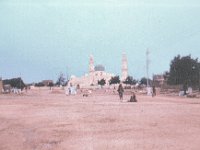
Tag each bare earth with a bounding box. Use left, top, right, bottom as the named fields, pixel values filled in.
left=0, top=89, right=200, bottom=150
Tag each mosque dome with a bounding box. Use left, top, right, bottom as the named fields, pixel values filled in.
left=94, top=64, right=105, bottom=71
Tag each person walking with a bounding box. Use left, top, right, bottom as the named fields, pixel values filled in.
left=152, top=86, right=156, bottom=97
left=183, top=83, right=187, bottom=96
left=117, top=83, right=124, bottom=101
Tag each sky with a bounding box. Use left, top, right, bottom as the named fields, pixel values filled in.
left=0, top=0, right=200, bottom=83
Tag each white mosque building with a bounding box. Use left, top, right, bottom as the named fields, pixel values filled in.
left=121, top=53, right=128, bottom=81
left=69, top=54, right=128, bottom=88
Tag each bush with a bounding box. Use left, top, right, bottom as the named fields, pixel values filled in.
left=3, top=78, right=26, bottom=90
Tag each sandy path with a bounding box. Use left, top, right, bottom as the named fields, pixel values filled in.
left=0, top=90, right=200, bottom=150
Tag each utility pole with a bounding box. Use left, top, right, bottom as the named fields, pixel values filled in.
left=146, top=49, right=150, bottom=87
left=146, top=49, right=151, bottom=96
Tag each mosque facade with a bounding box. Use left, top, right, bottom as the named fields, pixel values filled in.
left=121, top=53, right=128, bottom=81
left=69, top=54, right=128, bottom=88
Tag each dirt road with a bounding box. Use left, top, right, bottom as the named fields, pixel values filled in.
left=0, top=89, right=200, bottom=150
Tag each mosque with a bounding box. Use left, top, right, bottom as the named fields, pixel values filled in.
left=69, top=54, right=128, bottom=88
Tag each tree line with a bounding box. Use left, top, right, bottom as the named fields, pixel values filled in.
left=167, top=55, right=200, bottom=87
left=98, top=54, right=200, bottom=88
left=3, top=78, right=26, bottom=90
left=2, top=54, right=199, bottom=89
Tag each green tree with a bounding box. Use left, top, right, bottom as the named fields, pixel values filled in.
left=48, top=82, right=54, bottom=87
left=98, top=79, right=106, bottom=87
left=48, top=82, right=54, bottom=90
left=3, top=77, right=26, bottom=90
left=168, top=55, right=200, bottom=87
left=35, top=82, right=45, bottom=87
left=140, top=77, right=152, bottom=86
left=56, top=73, right=65, bottom=86
left=163, top=71, right=170, bottom=81
left=109, top=76, right=120, bottom=85
left=123, top=76, right=137, bottom=85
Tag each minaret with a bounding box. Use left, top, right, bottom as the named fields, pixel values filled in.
left=89, top=55, right=95, bottom=73
left=121, top=53, right=128, bottom=81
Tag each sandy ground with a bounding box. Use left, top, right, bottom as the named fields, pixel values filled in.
left=0, top=89, right=200, bottom=150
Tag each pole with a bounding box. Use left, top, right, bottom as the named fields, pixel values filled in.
left=146, top=49, right=152, bottom=96
left=146, top=49, right=149, bottom=87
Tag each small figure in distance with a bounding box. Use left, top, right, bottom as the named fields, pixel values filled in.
left=152, top=86, right=156, bottom=97
left=129, top=91, right=137, bottom=102
left=83, top=89, right=92, bottom=97
left=83, top=93, right=88, bottom=97
left=117, top=83, right=124, bottom=101
left=69, top=83, right=73, bottom=95
left=183, top=83, right=187, bottom=96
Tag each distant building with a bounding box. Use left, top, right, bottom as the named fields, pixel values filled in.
left=89, top=54, right=95, bottom=73
left=69, top=55, right=114, bottom=88
left=42, top=80, right=53, bottom=86
left=153, top=74, right=165, bottom=87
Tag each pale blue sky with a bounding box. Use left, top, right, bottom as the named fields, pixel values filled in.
left=0, top=0, right=200, bottom=83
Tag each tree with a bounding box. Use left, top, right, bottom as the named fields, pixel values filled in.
left=48, top=82, right=54, bottom=90
left=48, top=82, right=54, bottom=87
left=98, top=79, right=106, bottom=87
left=168, top=55, right=200, bottom=87
left=123, top=76, right=137, bottom=85
left=56, top=73, right=65, bottom=86
left=3, top=77, right=26, bottom=90
left=140, top=77, right=152, bottom=86
left=163, top=71, right=170, bottom=82
left=35, top=82, right=45, bottom=87
left=109, top=76, right=120, bottom=85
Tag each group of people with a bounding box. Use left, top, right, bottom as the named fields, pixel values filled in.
left=65, top=83, right=77, bottom=95
left=66, top=82, right=156, bottom=102
left=117, top=84, right=157, bottom=102
left=117, top=83, right=137, bottom=102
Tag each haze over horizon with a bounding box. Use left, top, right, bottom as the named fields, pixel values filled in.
left=0, top=0, right=200, bottom=83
